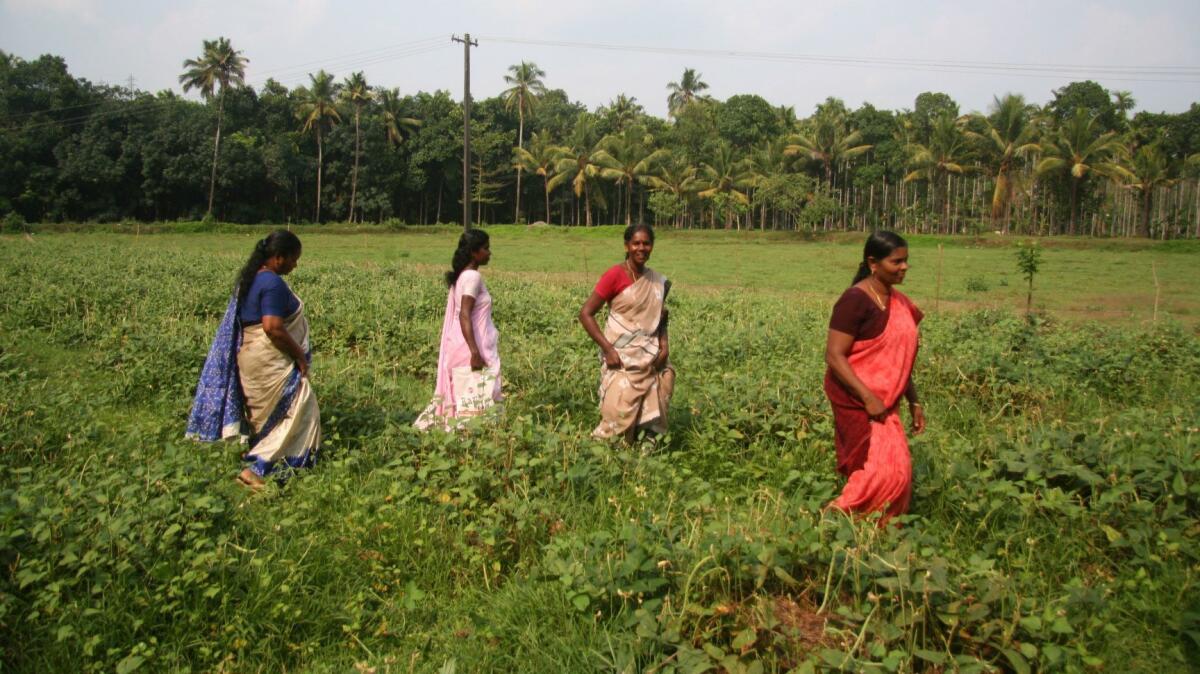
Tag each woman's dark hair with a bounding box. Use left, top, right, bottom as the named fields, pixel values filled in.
left=445, top=229, right=490, bottom=287
left=235, top=230, right=302, bottom=307
left=852, top=230, right=908, bottom=284
left=623, top=223, right=654, bottom=258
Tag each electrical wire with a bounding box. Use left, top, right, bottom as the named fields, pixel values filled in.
left=477, top=35, right=1200, bottom=84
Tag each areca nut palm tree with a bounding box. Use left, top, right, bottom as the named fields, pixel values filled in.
left=784, top=111, right=872, bottom=189
left=1035, top=109, right=1131, bottom=234
left=666, top=68, right=709, bottom=119
left=296, top=70, right=342, bottom=223
left=179, top=36, right=248, bottom=219
left=903, top=112, right=973, bottom=230
left=965, top=94, right=1041, bottom=227
left=1125, top=143, right=1178, bottom=237
left=502, top=61, right=547, bottom=223
left=746, top=139, right=789, bottom=228
left=513, top=132, right=566, bottom=223
left=340, top=71, right=373, bottom=223
left=594, top=128, right=667, bottom=226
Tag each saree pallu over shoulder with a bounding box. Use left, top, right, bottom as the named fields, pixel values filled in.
left=826, top=291, right=919, bottom=524
left=186, top=295, right=245, bottom=442
left=238, top=302, right=320, bottom=477
left=593, top=269, right=675, bottom=439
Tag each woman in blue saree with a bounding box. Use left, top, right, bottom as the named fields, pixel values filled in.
left=187, top=230, right=320, bottom=489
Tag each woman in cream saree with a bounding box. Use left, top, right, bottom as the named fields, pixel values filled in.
left=579, top=224, right=674, bottom=441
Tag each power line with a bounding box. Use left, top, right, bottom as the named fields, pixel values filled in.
left=477, top=35, right=1200, bottom=84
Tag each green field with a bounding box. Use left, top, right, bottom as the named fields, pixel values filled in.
left=1, top=227, right=1198, bottom=673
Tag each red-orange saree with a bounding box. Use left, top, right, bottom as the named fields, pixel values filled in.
left=823, top=290, right=920, bottom=523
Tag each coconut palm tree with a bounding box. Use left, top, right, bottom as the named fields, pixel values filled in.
left=502, top=61, right=547, bottom=223
left=698, top=142, right=752, bottom=227
left=1112, top=90, right=1136, bottom=126
left=600, top=94, right=644, bottom=131
left=666, top=68, right=710, bottom=118
left=179, top=37, right=248, bottom=219
left=340, top=71, right=372, bottom=223
left=1035, top=109, right=1131, bottom=234
left=377, top=88, right=421, bottom=148
left=296, top=70, right=341, bottom=223
left=549, top=115, right=603, bottom=226
left=513, top=132, right=566, bottom=223
left=1125, top=143, right=1178, bottom=237
left=644, top=153, right=698, bottom=228
left=903, top=112, right=973, bottom=231
left=785, top=111, right=872, bottom=189
left=594, top=127, right=667, bottom=225
left=965, top=94, right=1042, bottom=230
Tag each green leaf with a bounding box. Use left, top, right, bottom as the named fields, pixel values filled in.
left=1172, top=471, right=1187, bottom=496
left=913, top=649, right=947, bottom=664
left=571, top=593, right=590, bottom=612
left=116, top=655, right=144, bottom=674
left=1000, top=647, right=1030, bottom=674
left=731, top=627, right=757, bottom=651
left=702, top=642, right=726, bottom=660
left=1099, top=524, right=1123, bottom=544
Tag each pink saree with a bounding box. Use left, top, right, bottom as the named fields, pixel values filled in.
left=414, top=270, right=501, bottom=430
left=824, top=291, right=920, bottom=523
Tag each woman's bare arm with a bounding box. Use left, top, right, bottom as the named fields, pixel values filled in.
left=579, top=292, right=621, bottom=369
left=824, top=329, right=885, bottom=420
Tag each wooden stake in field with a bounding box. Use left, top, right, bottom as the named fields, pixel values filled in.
left=935, top=243, right=944, bottom=313
left=1152, top=261, right=1161, bottom=324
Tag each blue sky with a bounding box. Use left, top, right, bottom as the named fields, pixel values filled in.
left=2, top=0, right=1198, bottom=118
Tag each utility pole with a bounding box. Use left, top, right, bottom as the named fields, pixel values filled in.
left=452, top=33, right=478, bottom=231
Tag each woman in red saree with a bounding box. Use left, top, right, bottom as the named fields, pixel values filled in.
left=824, top=231, right=926, bottom=523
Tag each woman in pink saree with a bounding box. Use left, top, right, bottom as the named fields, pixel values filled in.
left=415, top=230, right=501, bottom=430
left=579, top=224, right=674, bottom=441
left=824, top=231, right=926, bottom=523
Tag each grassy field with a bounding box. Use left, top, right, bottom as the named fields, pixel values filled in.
left=1, top=227, right=1198, bottom=673
left=64, top=225, right=1200, bottom=325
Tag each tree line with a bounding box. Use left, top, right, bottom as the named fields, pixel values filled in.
left=3, top=39, right=1200, bottom=237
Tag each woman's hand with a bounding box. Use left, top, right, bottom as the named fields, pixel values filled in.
left=863, top=393, right=887, bottom=421
left=603, top=347, right=623, bottom=370
left=909, top=402, right=926, bottom=435
left=295, top=356, right=310, bottom=379
left=470, top=352, right=487, bottom=371
left=652, top=348, right=669, bottom=371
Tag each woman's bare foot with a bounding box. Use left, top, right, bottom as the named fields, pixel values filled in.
left=236, top=468, right=266, bottom=491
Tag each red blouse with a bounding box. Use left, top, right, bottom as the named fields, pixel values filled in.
left=593, top=264, right=635, bottom=302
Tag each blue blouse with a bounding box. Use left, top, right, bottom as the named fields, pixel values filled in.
left=239, top=271, right=299, bottom=325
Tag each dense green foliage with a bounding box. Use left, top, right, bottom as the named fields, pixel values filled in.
left=0, top=231, right=1197, bottom=672
left=3, top=47, right=1200, bottom=237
